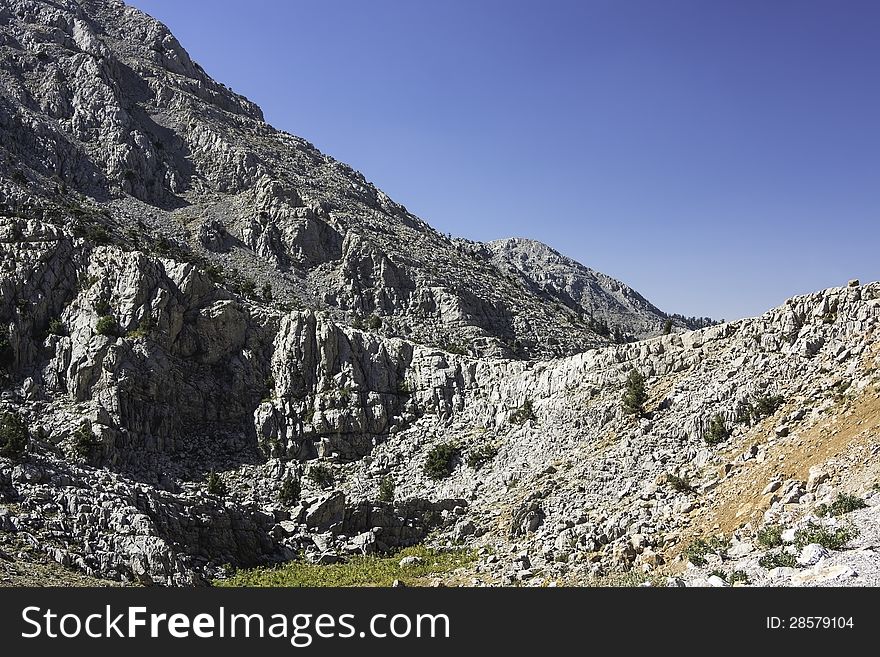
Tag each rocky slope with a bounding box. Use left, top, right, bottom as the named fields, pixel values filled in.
left=0, top=0, right=877, bottom=587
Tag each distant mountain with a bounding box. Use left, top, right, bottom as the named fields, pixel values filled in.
left=485, top=238, right=714, bottom=339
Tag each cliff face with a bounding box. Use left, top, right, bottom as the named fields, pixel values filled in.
left=0, top=0, right=878, bottom=588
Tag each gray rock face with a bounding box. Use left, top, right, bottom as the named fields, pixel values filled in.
left=0, top=0, right=877, bottom=588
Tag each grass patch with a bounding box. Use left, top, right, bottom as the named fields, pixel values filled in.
left=215, top=546, right=475, bottom=587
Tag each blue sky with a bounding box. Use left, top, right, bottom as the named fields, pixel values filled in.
left=130, top=0, right=879, bottom=321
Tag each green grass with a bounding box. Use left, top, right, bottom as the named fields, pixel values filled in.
left=215, top=546, right=475, bottom=587
left=759, top=550, right=797, bottom=569
left=684, top=536, right=730, bottom=566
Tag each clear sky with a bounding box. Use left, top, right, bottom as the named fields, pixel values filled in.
left=129, top=0, right=879, bottom=321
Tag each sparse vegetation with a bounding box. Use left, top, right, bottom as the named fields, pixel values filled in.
left=666, top=472, right=695, bottom=493
left=621, top=369, right=647, bottom=416
left=0, top=411, right=28, bottom=461
left=47, top=317, right=67, bottom=337
left=206, top=470, right=227, bottom=498
left=278, top=476, right=301, bottom=505
left=71, top=423, right=102, bottom=460
left=261, top=283, right=273, bottom=302
left=423, top=442, right=459, bottom=480
left=816, top=493, right=867, bottom=518
left=684, top=536, right=729, bottom=567
left=215, top=545, right=474, bottom=587
left=378, top=475, right=395, bottom=503
left=509, top=399, right=536, bottom=425
left=442, top=342, right=468, bottom=356
left=466, top=444, right=499, bottom=470
left=756, top=524, right=784, bottom=549
left=706, top=569, right=751, bottom=585
left=307, top=464, right=335, bottom=489
left=0, top=333, right=12, bottom=369
left=793, top=522, right=858, bottom=550
left=94, top=315, right=119, bottom=337
left=662, top=319, right=673, bottom=335
left=366, top=314, right=382, bottom=330
left=704, top=414, right=730, bottom=445
left=735, top=393, right=786, bottom=425
left=759, top=550, right=797, bottom=569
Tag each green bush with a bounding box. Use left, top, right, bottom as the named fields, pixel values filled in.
left=759, top=550, right=797, bottom=569
left=366, top=314, right=382, bottom=330
left=704, top=414, right=730, bottom=445
left=0, top=411, right=28, bottom=461
left=47, top=317, right=67, bottom=337
left=307, top=464, right=335, bottom=489
left=816, top=493, right=867, bottom=518
left=667, top=473, right=694, bottom=493
left=509, top=400, right=536, bottom=425
left=206, top=471, right=228, bottom=498
left=378, top=475, right=395, bottom=503
left=793, top=522, right=858, bottom=550
left=443, top=342, right=468, bottom=356
left=753, top=394, right=785, bottom=419
left=756, top=524, right=784, bottom=549
left=423, top=442, right=459, bottom=480
left=94, top=315, right=119, bottom=337
left=261, top=283, right=273, bottom=302
left=466, top=444, right=499, bottom=470
left=662, top=319, right=673, bottom=335
left=708, top=569, right=748, bottom=584
left=622, top=369, right=647, bottom=416
left=684, top=536, right=729, bottom=566
left=278, top=476, right=301, bottom=505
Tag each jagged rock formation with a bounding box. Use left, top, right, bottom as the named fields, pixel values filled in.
left=486, top=237, right=715, bottom=339
left=0, top=0, right=877, bottom=587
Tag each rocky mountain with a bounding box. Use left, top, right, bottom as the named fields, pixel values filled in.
left=0, top=0, right=878, bottom=588
left=485, top=237, right=715, bottom=339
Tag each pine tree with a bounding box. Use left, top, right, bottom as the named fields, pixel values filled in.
left=622, top=369, right=648, bottom=416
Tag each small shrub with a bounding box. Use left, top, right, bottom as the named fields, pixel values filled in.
left=278, top=476, right=301, bottom=505
left=206, top=470, right=228, bottom=498
left=423, top=442, right=459, bottom=480
left=95, top=315, right=119, bottom=337
left=667, top=473, right=694, bottom=493
left=71, top=423, right=101, bottom=460
left=684, top=536, right=729, bottom=566
left=0, top=334, right=12, bottom=369
left=47, top=317, right=67, bottom=337
left=466, top=444, right=499, bottom=470
left=204, top=262, right=225, bottom=284
left=262, top=283, right=273, bottom=302
left=704, top=414, right=730, bottom=445
left=366, top=314, right=382, bottom=330
left=759, top=550, right=797, bottom=569
left=756, top=524, right=784, bottom=549
left=753, top=394, right=785, bottom=419
left=662, top=319, right=673, bottom=335
left=378, top=476, right=395, bottom=503
left=443, top=342, right=468, bottom=356
left=308, top=464, right=335, bottom=489
left=817, top=493, right=867, bottom=518
left=0, top=411, right=28, bottom=461
left=509, top=400, right=536, bottom=425
left=93, top=299, right=112, bottom=315
left=793, top=522, right=858, bottom=550
left=237, top=279, right=257, bottom=298
left=728, top=570, right=750, bottom=585
left=621, top=369, right=647, bottom=416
